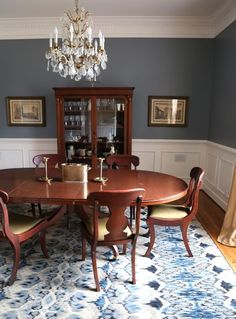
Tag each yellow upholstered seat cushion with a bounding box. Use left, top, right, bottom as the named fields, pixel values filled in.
left=8, top=212, right=44, bottom=234
left=84, top=216, right=132, bottom=241
left=150, top=204, right=190, bottom=219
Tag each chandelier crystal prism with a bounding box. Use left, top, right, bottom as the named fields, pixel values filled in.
left=45, top=0, right=108, bottom=82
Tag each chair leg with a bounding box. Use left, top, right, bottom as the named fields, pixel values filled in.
left=30, top=203, right=42, bottom=217
left=81, top=237, right=87, bottom=261
left=181, top=224, right=193, bottom=257
left=8, top=241, right=20, bottom=285
left=129, top=206, right=135, bottom=227
left=122, top=244, right=127, bottom=255
left=91, top=246, right=100, bottom=291
left=110, top=245, right=119, bottom=259
left=38, top=203, right=42, bottom=216
left=131, top=242, right=137, bottom=284
left=66, top=205, right=72, bottom=229
left=30, top=203, right=36, bottom=217
left=39, top=231, right=49, bottom=258
left=144, top=219, right=156, bottom=257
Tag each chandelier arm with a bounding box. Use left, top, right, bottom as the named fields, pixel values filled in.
left=81, top=22, right=89, bottom=36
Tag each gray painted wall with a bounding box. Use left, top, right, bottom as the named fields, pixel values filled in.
left=0, top=37, right=215, bottom=141
left=209, top=22, right=236, bottom=148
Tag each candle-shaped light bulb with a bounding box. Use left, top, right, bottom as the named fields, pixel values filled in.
left=70, top=24, right=73, bottom=43
left=49, top=33, right=52, bottom=48
left=94, top=40, right=98, bottom=54
left=98, top=30, right=102, bottom=47
left=54, top=26, right=58, bottom=45
left=87, top=26, right=92, bottom=43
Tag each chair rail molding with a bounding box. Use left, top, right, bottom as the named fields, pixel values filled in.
left=0, top=138, right=235, bottom=210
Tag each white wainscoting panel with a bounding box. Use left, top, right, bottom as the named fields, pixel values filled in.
left=160, top=152, right=201, bottom=179
left=204, top=142, right=236, bottom=209
left=0, top=138, right=57, bottom=168
left=132, top=139, right=206, bottom=181
left=0, top=149, right=24, bottom=169
left=205, top=152, right=218, bottom=187
left=133, top=151, right=155, bottom=171
left=0, top=138, right=235, bottom=210
left=133, top=139, right=236, bottom=210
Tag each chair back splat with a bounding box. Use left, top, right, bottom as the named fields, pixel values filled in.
left=144, top=167, right=204, bottom=258
left=105, top=154, right=140, bottom=226
left=30, top=153, right=66, bottom=217
left=80, top=188, right=145, bottom=291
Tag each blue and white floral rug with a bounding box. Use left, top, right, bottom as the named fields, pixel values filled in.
left=0, top=205, right=236, bottom=318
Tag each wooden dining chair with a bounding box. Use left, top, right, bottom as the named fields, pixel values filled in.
left=0, top=189, right=66, bottom=285
left=31, top=153, right=66, bottom=216
left=105, top=154, right=140, bottom=226
left=32, top=153, right=66, bottom=169
left=144, top=167, right=204, bottom=257
left=80, top=188, right=144, bottom=291
left=105, top=154, right=140, bottom=170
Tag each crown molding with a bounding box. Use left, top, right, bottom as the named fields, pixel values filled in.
left=0, top=16, right=215, bottom=39
left=212, top=0, right=236, bottom=36
left=95, top=16, right=215, bottom=38
left=0, top=10, right=235, bottom=40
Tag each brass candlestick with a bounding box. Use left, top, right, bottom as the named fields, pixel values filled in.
left=94, top=157, right=108, bottom=183
left=38, top=157, right=53, bottom=183
left=99, top=157, right=104, bottom=180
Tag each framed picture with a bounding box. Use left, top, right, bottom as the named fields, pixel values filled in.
left=148, top=96, right=189, bottom=127
left=6, top=96, right=46, bottom=126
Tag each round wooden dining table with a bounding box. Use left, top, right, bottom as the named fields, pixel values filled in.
left=0, top=168, right=188, bottom=206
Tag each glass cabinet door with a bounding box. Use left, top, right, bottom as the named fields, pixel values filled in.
left=54, top=87, right=133, bottom=169
left=96, top=97, right=125, bottom=158
left=64, top=98, right=92, bottom=164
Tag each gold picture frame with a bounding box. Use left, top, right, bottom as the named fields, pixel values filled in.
left=148, top=96, right=188, bottom=127
left=6, top=96, right=46, bottom=126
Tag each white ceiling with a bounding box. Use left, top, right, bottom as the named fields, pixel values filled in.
left=0, top=0, right=236, bottom=39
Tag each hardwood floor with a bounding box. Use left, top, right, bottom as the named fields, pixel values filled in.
left=197, top=191, right=236, bottom=272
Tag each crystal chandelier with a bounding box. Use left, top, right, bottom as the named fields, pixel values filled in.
left=45, top=0, right=108, bottom=82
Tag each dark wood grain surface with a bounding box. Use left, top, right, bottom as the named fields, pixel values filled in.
left=0, top=168, right=188, bottom=206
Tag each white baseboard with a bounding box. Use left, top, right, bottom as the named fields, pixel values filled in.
left=0, top=138, right=235, bottom=210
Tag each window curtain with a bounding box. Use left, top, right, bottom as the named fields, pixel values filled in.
left=217, top=166, right=236, bottom=247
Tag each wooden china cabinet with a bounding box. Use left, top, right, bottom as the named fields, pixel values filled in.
left=53, top=87, right=134, bottom=168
